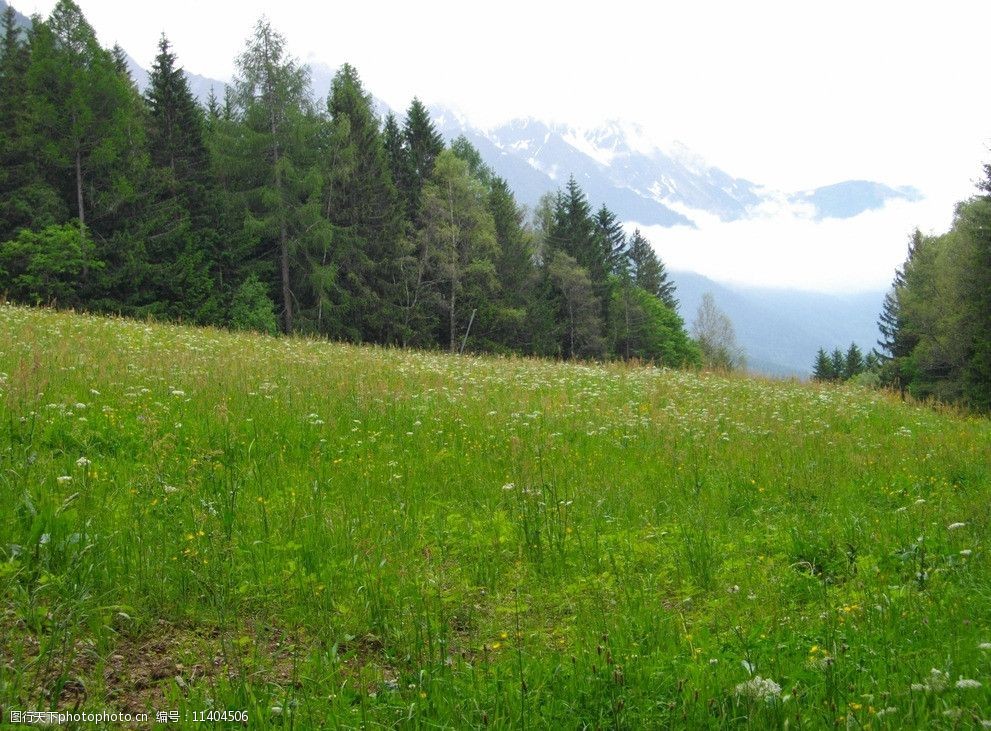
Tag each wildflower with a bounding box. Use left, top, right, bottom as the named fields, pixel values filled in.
left=170, top=389, right=186, bottom=397
left=955, top=678, right=981, bottom=689
left=979, top=642, right=991, bottom=651
left=948, top=522, right=966, bottom=530
left=734, top=676, right=781, bottom=702
left=75, top=457, right=91, bottom=468
left=57, top=475, right=72, bottom=485
left=502, top=483, right=515, bottom=491
left=960, top=549, right=972, bottom=557
left=912, top=668, right=949, bottom=693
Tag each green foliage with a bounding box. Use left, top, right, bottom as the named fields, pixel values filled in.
left=229, top=273, right=277, bottom=334
left=608, top=282, right=700, bottom=367
left=878, top=196, right=991, bottom=411
left=547, top=250, right=605, bottom=359
left=0, top=224, right=100, bottom=305
left=628, top=228, right=677, bottom=308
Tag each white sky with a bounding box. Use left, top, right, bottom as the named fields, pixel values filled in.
left=23, top=0, right=991, bottom=292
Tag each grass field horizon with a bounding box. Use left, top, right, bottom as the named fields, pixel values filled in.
left=1, top=304, right=989, bottom=728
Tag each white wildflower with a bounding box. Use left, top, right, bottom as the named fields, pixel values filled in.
left=170, top=389, right=185, bottom=397
left=955, top=678, right=982, bottom=689
left=979, top=642, right=991, bottom=651
left=75, top=456, right=91, bottom=468
left=948, top=522, right=966, bottom=530
left=502, top=483, right=515, bottom=491
left=921, top=668, right=949, bottom=692
left=875, top=707, right=898, bottom=717
left=960, top=549, right=972, bottom=557
left=734, top=676, right=781, bottom=702
left=56, top=475, right=72, bottom=485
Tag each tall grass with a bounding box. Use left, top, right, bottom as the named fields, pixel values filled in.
left=1, top=304, right=989, bottom=728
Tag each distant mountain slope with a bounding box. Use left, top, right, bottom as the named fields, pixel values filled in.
left=428, top=105, right=921, bottom=228
left=672, top=271, right=884, bottom=377
left=792, top=180, right=923, bottom=220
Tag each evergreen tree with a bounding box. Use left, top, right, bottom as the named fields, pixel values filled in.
left=127, top=34, right=223, bottom=323
left=628, top=228, right=677, bottom=308
left=548, top=177, right=602, bottom=283
left=812, top=348, right=833, bottom=381
left=322, top=62, right=405, bottom=342
left=843, top=342, right=864, bottom=380
left=830, top=348, right=845, bottom=379
left=450, top=135, right=493, bottom=188
left=0, top=6, right=63, bottom=243
left=400, top=97, right=444, bottom=220
left=594, top=205, right=629, bottom=277
left=381, top=111, right=407, bottom=215
left=479, top=176, right=531, bottom=350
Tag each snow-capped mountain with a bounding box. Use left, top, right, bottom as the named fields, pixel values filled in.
left=429, top=105, right=921, bottom=227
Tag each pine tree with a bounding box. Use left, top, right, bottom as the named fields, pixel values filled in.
left=381, top=112, right=407, bottom=214
left=830, top=348, right=845, bottom=380
left=628, top=228, right=677, bottom=308
left=876, top=229, right=922, bottom=393
left=843, top=343, right=864, bottom=380
left=124, top=34, right=224, bottom=323
left=548, top=177, right=602, bottom=281
left=812, top=348, right=833, bottom=381
left=400, top=97, right=444, bottom=220
left=322, top=62, right=405, bottom=342
left=0, top=6, right=64, bottom=243
left=146, top=35, right=209, bottom=181
left=480, top=175, right=531, bottom=350
left=594, top=205, right=629, bottom=277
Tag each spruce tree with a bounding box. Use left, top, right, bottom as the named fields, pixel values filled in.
left=844, top=342, right=864, bottom=380
left=0, top=6, right=63, bottom=242
left=628, top=228, right=677, bottom=308
left=400, top=97, right=444, bottom=220
left=594, top=205, right=629, bottom=277
left=322, top=63, right=405, bottom=342
left=830, top=348, right=845, bottom=380
left=812, top=348, right=833, bottom=381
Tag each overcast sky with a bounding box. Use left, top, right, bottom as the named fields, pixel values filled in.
left=23, top=0, right=991, bottom=292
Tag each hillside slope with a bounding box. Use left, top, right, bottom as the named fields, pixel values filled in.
left=1, top=306, right=988, bottom=727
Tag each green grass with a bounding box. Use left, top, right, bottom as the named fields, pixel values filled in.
left=1, top=303, right=990, bottom=728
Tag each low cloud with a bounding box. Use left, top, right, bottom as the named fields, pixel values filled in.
left=632, top=193, right=957, bottom=293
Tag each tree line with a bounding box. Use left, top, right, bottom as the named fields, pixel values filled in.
left=808, top=166, right=990, bottom=411
left=873, top=188, right=991, bottom=411
left=0, top=1, right=706, bottom=368
left=811, top=343, right=877, bottom=384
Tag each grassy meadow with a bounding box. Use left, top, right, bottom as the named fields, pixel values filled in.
left=1, top=303, right=990, bottom=728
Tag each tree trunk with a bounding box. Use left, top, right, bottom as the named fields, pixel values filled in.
left=448, top=181, right=457, bottom=353
left=75, top=149, right=85, bottom=229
